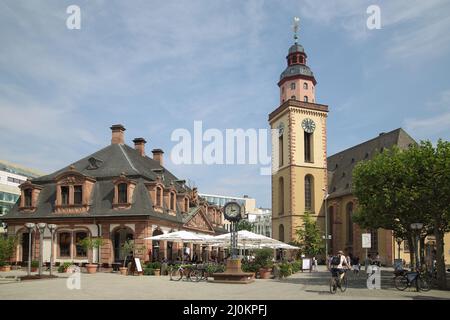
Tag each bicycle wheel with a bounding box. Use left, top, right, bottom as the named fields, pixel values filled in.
left=340, top=275, right=348, bottom=292
left=330, top=278, right=337, bottom=294
left=170, top=268, right=183, bottom=281
left=190, top=269, right=201, bottom=282
left=418, top=277, right=431, bottom=292
left=394, top=275, right=408, bottom=291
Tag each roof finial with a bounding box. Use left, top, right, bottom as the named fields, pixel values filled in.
left=293, top=16, right=300, bottom=44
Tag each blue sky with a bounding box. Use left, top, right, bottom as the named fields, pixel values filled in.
left=1, top=0, right=449, bottom=208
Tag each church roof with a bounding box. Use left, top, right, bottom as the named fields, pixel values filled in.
left=279, top=64, right=314, bottom=81
left=327, top=128, right=416, bottom=199
left=288, top=44, right=305, bottom=54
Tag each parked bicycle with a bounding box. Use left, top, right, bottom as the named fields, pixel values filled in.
left=330, top=268, right=348, bottom=294
left=394, top=269, right=431, bottom=292
left=169, top=264, right=201, bottom=282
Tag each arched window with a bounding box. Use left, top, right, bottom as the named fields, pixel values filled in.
left=303, top=82, right=308, bottom=89
left=291, top=95, right=296, bottom=100
left=346, top=202, right=354, bottom=244
left=279, top=134, right=284, bottom=167
left=59, top=232, right=71, bottom=257
left=290, top=82, right=296, bottom=90
left=170, top=192, right=176, bottom=210
left=279, top=224, right=285, bottom=242
left=74, top=185, right=83, bottom=205
left=279, top=177, right=284, bottom=216
left=24, top=189, right=32, bottom=207
left=75, top=231, right=87, bottom=257
left=304, top=96, right=308, bottom=102
left=61, top=186, right=69, bottom=205
left=156, top=186, right=162, bottom=207
left=118, top=183, right=128, bottom=204
left=304, top=175, right=314, bottom=211
left=304, top=131, right=313, bottom=163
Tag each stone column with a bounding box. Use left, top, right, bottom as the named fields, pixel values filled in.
left=101, top=223, right=112, bottom=265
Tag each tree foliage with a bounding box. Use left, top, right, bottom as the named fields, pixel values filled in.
left=236, top=219, right=254, bottom=232
left=352, top=139, right=450, bottom=289
left=293, top=212, right=324, bottom=257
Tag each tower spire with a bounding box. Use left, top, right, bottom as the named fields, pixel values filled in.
left=293, top=17, right=300, bottom=44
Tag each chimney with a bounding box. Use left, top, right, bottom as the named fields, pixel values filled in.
left=152, top=149, right=164, bottom=166
left=133, top=138, right=147, bottom=157
left=110, top=124, right=126, bottom=145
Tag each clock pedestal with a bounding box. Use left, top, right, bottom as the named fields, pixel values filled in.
left=209, top=258, right=255, bottom=284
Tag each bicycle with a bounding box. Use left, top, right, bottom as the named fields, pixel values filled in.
left=330, top=268, right=348, bottom=294
left=169, top=264, right=201, bottom=282
left=394, top=269, right=430, bottom=292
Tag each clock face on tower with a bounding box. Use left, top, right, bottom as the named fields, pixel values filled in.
left=301, top=118, right=316, bottom=133
left=223, top=202, right=242, bottom=222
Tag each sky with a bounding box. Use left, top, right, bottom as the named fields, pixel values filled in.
left=1, top=0, right=449, bottom=208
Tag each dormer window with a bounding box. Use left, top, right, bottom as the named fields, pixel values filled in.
left=61, top=186, right=70, bottom=205
left=19, top=181, right=43, bottom=212
left=170, top=192, right=176, bottom=211
left=156, top=186, right=163, bottom=207
left=118, top=183, right=128, bottom=204
left=112, top=174, right=136, bottom=209
left=24, top=189, right=32, bottom=207
left=54, top=167, right=95, bottom=213
left=74, top=185, right=83, bottom=205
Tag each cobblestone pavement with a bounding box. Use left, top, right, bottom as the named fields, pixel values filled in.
left=1, top=267, right=449, bottom=300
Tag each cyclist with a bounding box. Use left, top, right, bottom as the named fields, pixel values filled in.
left=329, top=250, right=350, bottom=287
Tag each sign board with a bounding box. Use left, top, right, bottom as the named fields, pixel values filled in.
left=393, top=259, right=403, bottom=271
left=134, top=258, right=143, bottom=272
left=362, top=233, right=372, bottom=248
left=302, top=258, right=311, bottom=270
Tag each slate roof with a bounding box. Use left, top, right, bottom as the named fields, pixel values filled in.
left=2, top=143, right=195, bottom=223
left=327, top=128, right=416, bottom=199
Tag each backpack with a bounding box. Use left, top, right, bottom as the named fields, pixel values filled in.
left=331, top=256, right=341, bottom=266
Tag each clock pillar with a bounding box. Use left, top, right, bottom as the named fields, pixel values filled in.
left=270, top=20, right=329, bottom=245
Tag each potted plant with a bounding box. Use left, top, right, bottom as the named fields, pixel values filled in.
left=150, top=262, right=161, bottom=276
left=255, top=248, right=274, bottom=279
left=58, top=262, right=73, bottom=273
left=30, top=260, right=39, bottom=272
left=77, top=237, right=104, bottom=274
left=0, top=236, right=17, bottom=272
left=119, top=240, right=134, bottom=275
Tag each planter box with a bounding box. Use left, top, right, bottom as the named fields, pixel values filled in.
left=154, top=269, right=161, bottom=276
left=86, top=264, right=98, bottom=274
left=259, top=268, right=272, bottom=279
left=119, top=267, right=128, bottom=275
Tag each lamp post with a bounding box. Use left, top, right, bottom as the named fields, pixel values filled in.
left=396, top=238, right=402, bottom=260
left=24, top=223, right=36, bottom=276
left=36, top=223, right=47, bottom=276
left=410, top=223, right=423, bottom=271
left=48, top=224, right=57, bottom=276
left=322, top=188, right=330, bottom=256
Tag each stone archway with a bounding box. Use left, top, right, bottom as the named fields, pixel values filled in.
left=112, top=226, right=134, bottom=263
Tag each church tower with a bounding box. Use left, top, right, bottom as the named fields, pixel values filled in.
left=270, top=18, right=329, bottom=244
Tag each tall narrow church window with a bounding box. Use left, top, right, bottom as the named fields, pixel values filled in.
left=118, top=183, right=128, bottom=204
left=279, top=177, right=284, bottom=216
left=303, top=83, right=308, bottom=89
left=290, top=82, right=296, bottom=90
left=278, top=135, right=284, bottom=167
left=61, top=186, right=69, bottom=205
left=304, top=96, right=308, bottom=102
left=279, top=224, right=285, bottom=242
left=304, top=175, right=314, bottom=211
left=304, top=132, right=313, bottom=163
left=346, top=202, right=354, bottom=244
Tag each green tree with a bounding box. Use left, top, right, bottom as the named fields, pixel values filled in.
left=236, top=220, right=254, bottom=232
left=0, top=236, right=18, bottom=265
left=353, top=140, right=450, bottom=289
left=77, top=237, right=104, bottom=264
left=293, top=212, right=324, bottom=257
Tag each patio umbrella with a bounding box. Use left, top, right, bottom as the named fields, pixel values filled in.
left=144, top=230, right=207, bottom=263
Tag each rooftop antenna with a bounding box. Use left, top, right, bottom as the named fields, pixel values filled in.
left=293, top=16, right=300, bottom=44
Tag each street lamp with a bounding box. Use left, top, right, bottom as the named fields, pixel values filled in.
left=36, top=223, right=47, bottom=276
left=48, top=224, right=57, bottom=276
left=410, top=223, right=423, bottom=271
left=322, top=188, right=330, bottom=256
left=24, top=223, right=36, bottom=276
left=396, top=237, right=402, bottom=260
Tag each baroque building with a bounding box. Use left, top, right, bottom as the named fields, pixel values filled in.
left=1, top=125, right=226, bottom=267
